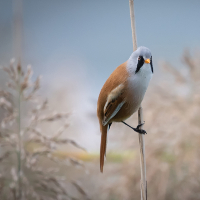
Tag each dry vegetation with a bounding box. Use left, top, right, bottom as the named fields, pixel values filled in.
left=0, top=60, right=89, bottom=200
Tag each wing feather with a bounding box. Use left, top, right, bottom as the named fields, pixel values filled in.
left=102, top=84, right=125, bottom=125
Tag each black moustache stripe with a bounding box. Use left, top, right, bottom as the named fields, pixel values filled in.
left=150, top=56, right=153, bottom=73
left=135, top=56, right=144, bottom=74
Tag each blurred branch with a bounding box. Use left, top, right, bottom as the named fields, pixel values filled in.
left=0, top=60, right=88, bottom=199
left=17, top=62, right=22, bottom=200
left=72, top=181, right=91, bottom=200
left=162, top=61, right=186, bottom=84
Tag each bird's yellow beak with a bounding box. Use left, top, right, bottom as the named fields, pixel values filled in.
left=144, top=59, right=150, bottom=64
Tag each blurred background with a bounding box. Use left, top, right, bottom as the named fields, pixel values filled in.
left=0, top=0, right=200, bottom=199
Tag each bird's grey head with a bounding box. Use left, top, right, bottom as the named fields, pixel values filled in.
left=130, top=46, right=153, bottom=74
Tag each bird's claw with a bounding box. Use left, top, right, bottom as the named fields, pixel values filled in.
left=135, top=122, right=147, bottom=134
left=121, top=121, right=147, bottom=134
left=136, top=122, right=145, bottom=129
left=136, top=128, right=147, bottom=134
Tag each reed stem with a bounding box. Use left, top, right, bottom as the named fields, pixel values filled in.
left=17, top=65, right=22, bottom=200
left=129, top=1, right=147, bottom=199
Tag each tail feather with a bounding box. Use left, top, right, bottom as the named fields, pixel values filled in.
left=100, top=125, right=108, bottom=173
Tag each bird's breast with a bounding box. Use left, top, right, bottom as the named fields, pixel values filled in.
left=127, top=67, right=152, bottom=105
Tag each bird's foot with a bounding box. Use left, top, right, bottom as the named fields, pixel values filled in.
left=136, top=123, right=144, bottom=129
left=133, top=123, right=146, bottom=134
left=121, top=121, right=147, bottom=134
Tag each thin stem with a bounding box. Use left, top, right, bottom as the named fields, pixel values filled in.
left=129, top=0, right=137, bottom=51
left=17, top=68, right=22, bottom=200
left=129, top=1, right=147, bottom=200
left=138, top=107, right=147, bottom=200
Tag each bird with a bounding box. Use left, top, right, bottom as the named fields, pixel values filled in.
left=97, top=46, right=153, bottom=172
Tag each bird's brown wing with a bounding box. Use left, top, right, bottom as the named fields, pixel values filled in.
left=97, top=62, right=128, bottom=173
left=102, top=84, right=125, bottom=125
left=100, top=84, right=125, bottom=172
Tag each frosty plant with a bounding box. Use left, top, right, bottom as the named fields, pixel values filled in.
left=0, top=60, right=89, bottom=200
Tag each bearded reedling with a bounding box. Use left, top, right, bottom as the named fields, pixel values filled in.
left=97, top=46, right=153, bottom=172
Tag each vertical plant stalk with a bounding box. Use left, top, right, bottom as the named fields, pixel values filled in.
left=129, top=0, right=137, bottom=51
left=13, top=0, right=23, bottom=198
left=138, top=107, right=147, bottom=200
left=17, top=66, right=22, bottom=200
left=129, top=1, right=147, bottom=200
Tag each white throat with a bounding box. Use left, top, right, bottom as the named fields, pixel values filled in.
left=127, top=59, right=153, bottom=104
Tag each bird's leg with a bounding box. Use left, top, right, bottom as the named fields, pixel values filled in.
left=121, top=121, right=147, bottom=134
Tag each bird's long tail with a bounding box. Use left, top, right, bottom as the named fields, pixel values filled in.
left=100, top=125, right=108, bottom=173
